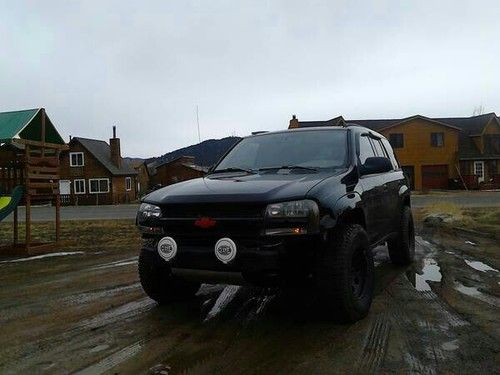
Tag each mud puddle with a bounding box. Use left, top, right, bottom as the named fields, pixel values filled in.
left=413, top=258, right=442, bottom=291
left=463, top=259, right=499, bottom=273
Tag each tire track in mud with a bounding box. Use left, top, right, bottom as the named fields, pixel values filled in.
left=385, top=276, right=465, bottom=375
left=74, top=340, right=145, bottom=375
left=1, top=296, right=157, bottom=374
left=370, top=235, right=471, bottom=374
left=418, top=290, right=468, bottom=328
left=355, top=312, right=391, bottom=374
left=76, top=297, right=156, bottom=330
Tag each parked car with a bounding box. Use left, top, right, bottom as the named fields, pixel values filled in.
left=136, top=126, right=414, bottom=322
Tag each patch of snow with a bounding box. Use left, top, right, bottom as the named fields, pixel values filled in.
left=441, top=339, right=459, bottom=351
left=89, top=257, right=138, bottom=270
left=465, top=240, right=477, bottom=246
left=89, top=344, right=110, bottom=353
left=0, top=251, right=84, bottom=264
left=464, top=259, right=498, bottom=273
left=255, top=294, right=274, bottom=315
left=455, top=283, right=481, bottom=296
left=204, top=285, right=241, bottom=321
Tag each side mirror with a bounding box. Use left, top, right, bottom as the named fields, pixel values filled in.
left=360, top=157, right=393, bottom=175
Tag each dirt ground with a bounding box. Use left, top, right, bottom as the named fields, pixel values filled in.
left=0, top=210, right=499, bottom=374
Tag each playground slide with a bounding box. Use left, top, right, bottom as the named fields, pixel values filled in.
left=0, top=186, right=24, bottom=222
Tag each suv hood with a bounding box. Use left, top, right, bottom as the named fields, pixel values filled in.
left=144, top=172, right=341, bottom=204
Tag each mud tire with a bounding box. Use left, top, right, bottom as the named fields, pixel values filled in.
left=138, top=249, right=200, bottom=305
left=388, top=206, right=415, bottom=265
left=315, top=224, right=374, bottom=323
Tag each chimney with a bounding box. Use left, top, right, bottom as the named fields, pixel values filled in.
left=289, top=114, right=299, bottom=129
left=110, top=125, right=121, bottom=168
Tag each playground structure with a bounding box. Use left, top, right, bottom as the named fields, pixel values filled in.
left=0, top=108, right=68, bottom=256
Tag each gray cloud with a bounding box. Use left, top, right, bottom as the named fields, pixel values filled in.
left=1, top=0, right=498, bottom=157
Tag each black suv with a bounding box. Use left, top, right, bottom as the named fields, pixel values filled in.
left=136, top=126, right=414, bottom=322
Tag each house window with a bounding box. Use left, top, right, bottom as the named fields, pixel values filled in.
left=474, top=161, right=484, bottom=182
left=389, top=133, right=404, bottom=148
left=74, top=179, right=86, bottom=194
left=490, top=135, right=500, bottom=154
left=125, top=177, right=132, bottom=191
left=70, top=152, right=84, bottom=167
left=431, top=133, right=444, bottom=147
left=89, top=178, right=110, bottom=193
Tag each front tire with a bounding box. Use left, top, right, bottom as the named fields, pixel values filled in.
left=138, top=249, right=200, bottom=304
left=315, top=224, right=374, bottom=323
left=388, top=206, right=415, bottom=265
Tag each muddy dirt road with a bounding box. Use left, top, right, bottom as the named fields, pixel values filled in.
left=0, top=220, right=499, bottom=374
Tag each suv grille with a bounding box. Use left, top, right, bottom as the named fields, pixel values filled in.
left=160, top=203, right=264, bottom=219
left=158, top=203, right=266, bottom=245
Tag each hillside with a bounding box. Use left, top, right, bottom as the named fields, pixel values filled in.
left=145, top=136, right=241, bottom=167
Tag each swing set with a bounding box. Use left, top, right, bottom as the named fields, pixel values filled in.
left=0, top=108, right=68, bottom=255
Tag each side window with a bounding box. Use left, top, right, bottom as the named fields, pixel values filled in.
left=358, top=135, right=376, bottom=164
left=381, top=138, right=399, bottom=169
left=371, top=138, right=388, bottom=157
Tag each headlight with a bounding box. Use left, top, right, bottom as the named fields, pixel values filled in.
left=138, top=203, right=162, bottom=219
left=265, top=200, right=318, bottom=218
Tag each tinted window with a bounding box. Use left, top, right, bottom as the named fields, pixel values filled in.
left=216, top=130, right=348, bottom=171
left=381, top=138, right=399, bottom=169
left=371, top=138, right=388, bottom=157
left=358, top=135, right=376, bottom=164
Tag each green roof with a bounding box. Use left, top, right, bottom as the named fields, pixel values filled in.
left=0, top=108, right=65, bottom=144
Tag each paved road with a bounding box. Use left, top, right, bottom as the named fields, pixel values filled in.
left=411, top=191, right=500, bottom=208
left=3, top=204, right=140, bottom=222
left=2, top=191, right=499, bottom=221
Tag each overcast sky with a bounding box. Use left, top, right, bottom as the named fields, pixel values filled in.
left=1, top=1, right=499, bottom=157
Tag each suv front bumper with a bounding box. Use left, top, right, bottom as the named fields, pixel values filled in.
left=141, top=234, right=320, bottom=283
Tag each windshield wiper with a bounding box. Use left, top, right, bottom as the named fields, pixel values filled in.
left=209, top=167, right=256, bottom=175
left=258, top=165, right=318, bottom=172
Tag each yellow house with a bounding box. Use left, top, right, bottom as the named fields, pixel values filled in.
left=288, top=113, right=500, bottom=190
left=351, top=116, right=460, bottom=190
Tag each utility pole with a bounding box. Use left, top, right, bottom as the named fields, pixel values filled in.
left=196, top=105, right=201, bottom=143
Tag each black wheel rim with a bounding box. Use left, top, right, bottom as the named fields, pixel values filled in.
left=351, top=245, right=368, bottom=298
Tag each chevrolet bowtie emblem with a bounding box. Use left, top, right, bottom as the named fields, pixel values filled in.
left=194, top=217, right=217, bottom=228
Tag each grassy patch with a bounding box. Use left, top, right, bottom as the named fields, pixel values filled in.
left=0, top=220, right=140, bottom=251
left=422, top=203, right=500, bottom=236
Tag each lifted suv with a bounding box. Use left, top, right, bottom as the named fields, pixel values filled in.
left=136, top=126, right=414, bottom=322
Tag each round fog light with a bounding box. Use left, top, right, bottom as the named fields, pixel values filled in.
left=214, top=237, right=237, bottom=264
left=157, top=236, right=177, bottom=262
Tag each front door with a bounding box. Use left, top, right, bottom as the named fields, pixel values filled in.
left=474, top=161, right=485, bottom=183
left=358, top=134, right=386, bottom=241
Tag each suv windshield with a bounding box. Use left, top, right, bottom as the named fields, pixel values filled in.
left=214, top=129, right=348, bottom=172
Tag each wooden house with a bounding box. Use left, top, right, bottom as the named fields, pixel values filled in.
left=148, top=156, right=206, bottom=188
left=288, top=113, right=500, bottom=190
left=59, top=127, right=138, bottom=205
